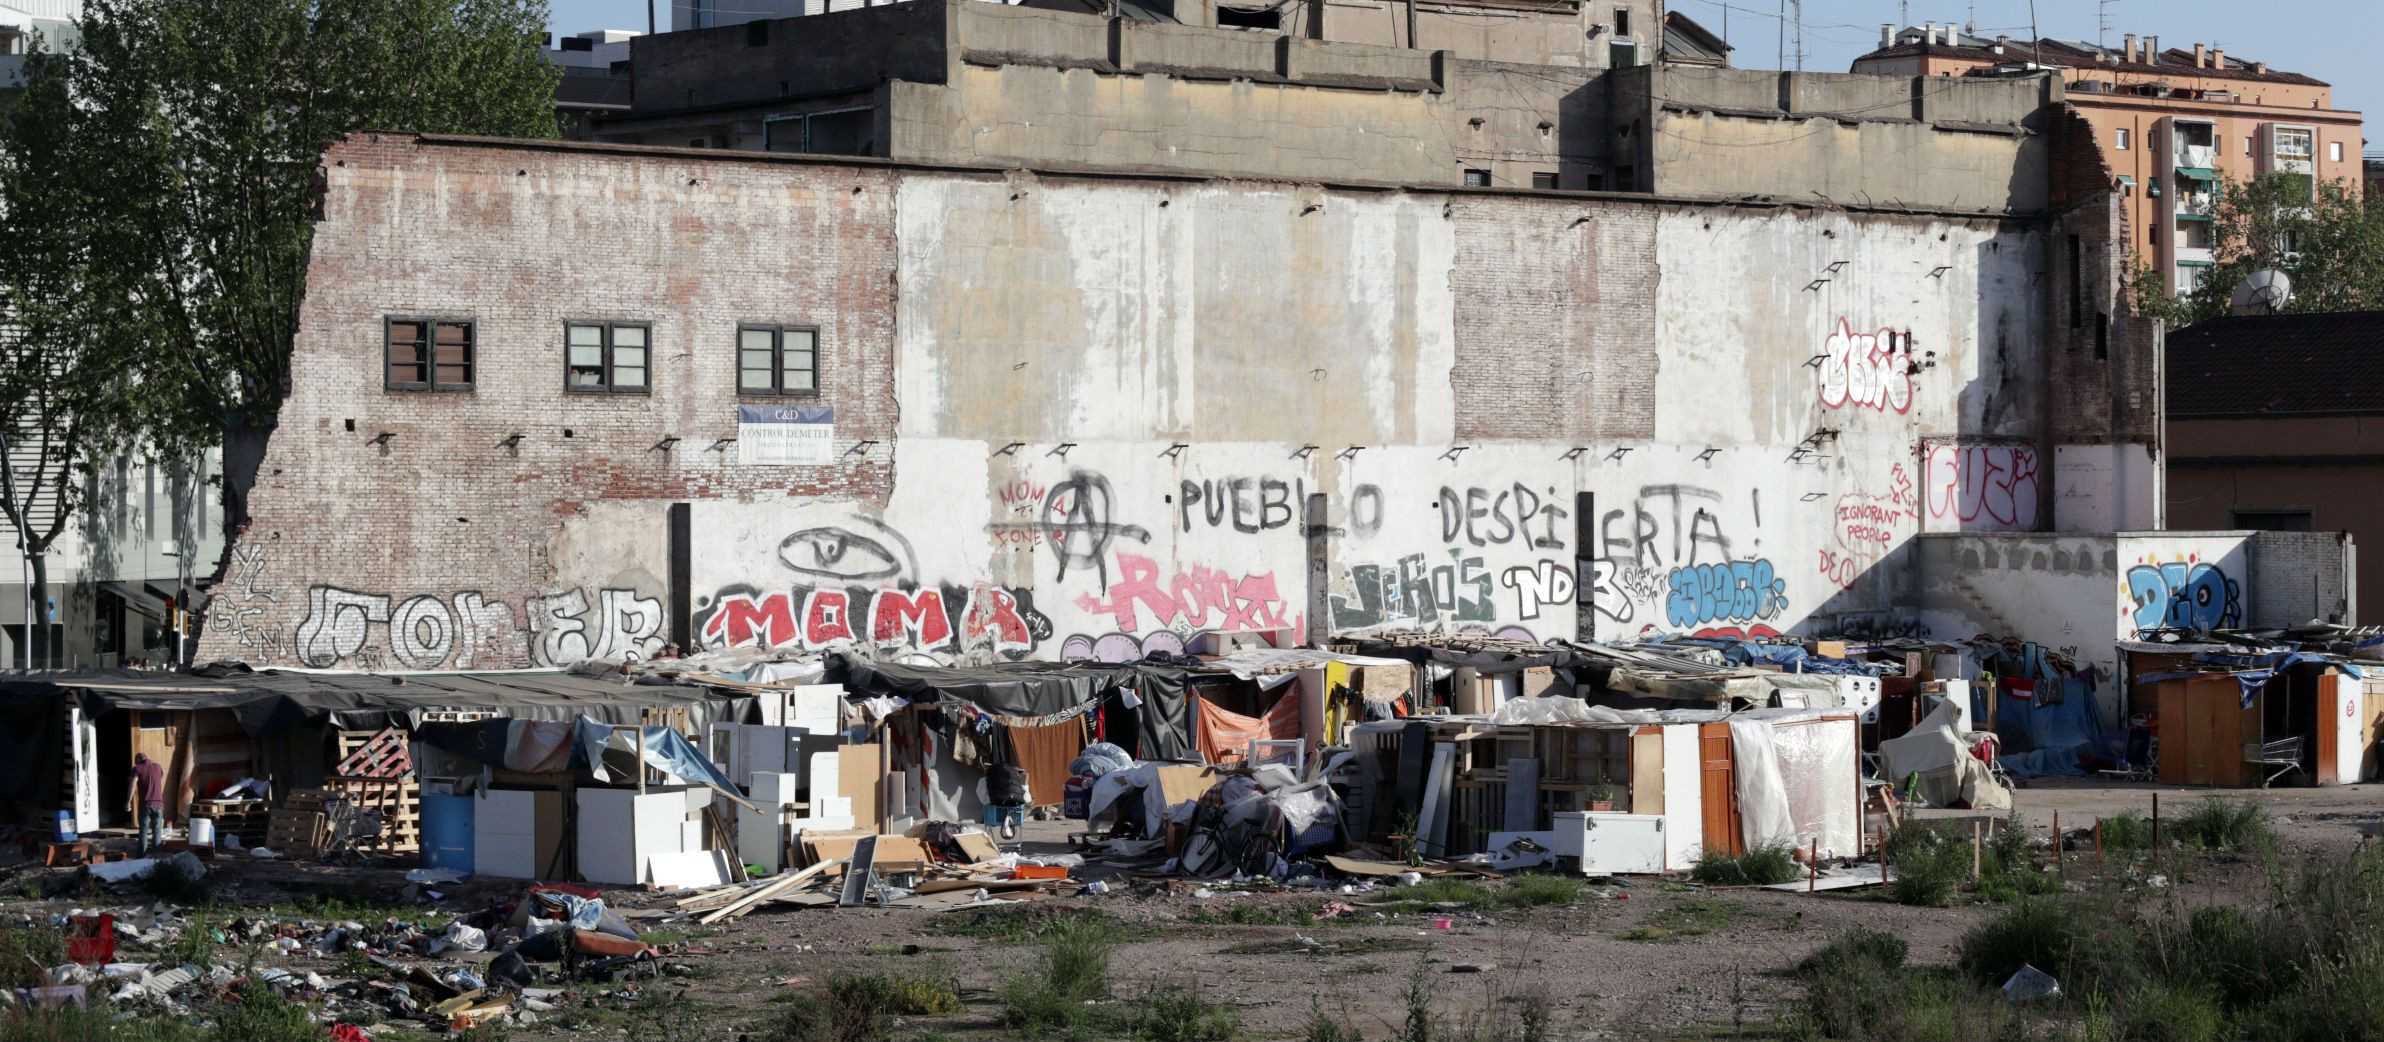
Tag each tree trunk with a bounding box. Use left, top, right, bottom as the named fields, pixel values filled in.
left=25, top=548, right=48, bottom=669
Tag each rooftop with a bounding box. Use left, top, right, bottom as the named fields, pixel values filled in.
left=2169, top=311, right=2384, bottom=418
left=1855, top=28, right=2330, bottom=90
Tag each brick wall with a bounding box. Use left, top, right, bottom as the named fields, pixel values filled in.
left=2046, top=103, right=2160, bottom=447
left=2248, top=530, right=2354, bottom=626
left=200, top=134, right=899, bottom=669
left=1449, top=196, right=1656, bottom=441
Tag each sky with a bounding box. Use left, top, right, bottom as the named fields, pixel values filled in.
left=546, top=0, right=2377, bottom=145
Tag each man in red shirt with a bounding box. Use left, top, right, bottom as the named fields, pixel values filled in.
left=129, top=753, right=165, bottom=855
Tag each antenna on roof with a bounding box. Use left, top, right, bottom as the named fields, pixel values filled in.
left=2097, top=0, right=2118, bottom=49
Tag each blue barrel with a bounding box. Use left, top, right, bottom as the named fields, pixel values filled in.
left=419, top=794, right=474, bottom=871
left=53, top=810, right=76, bottom=843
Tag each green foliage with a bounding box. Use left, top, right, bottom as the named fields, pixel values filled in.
left=0, top=0, right=565, bottom=514
left=205, top=989, right=319, bottom=1042
left=2099, top=810, right=2152, bottom=857
left=1300, top=999, right=1362, bottom=1042
left=1689, top=843, right=1800, bottom=887
left=0, top=1004, right=201, bottom=1042
left=1503, top=874, right=1585, bottom=907
left=141, top=858, right=211, bottom=907
left=1957, top=897, right=2137, bottom=996
left=997, top=912, right=1120, bottom=1035
left=0, top=925, right=66, bottom=989
left=2168, top=798, right=2276, bottom=855
left=1884, top=825, right=1969, bottom=907
left=765, top=968, right=964, bottom=1042
left=2131, top=172, right=2384, bottom=327
left=1618, top=896, right=1746, bottom=942
left=1130, top=981, right=1240, bottom=1042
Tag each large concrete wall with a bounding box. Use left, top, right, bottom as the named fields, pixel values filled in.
left=196, top=134, right=2075, bottom=673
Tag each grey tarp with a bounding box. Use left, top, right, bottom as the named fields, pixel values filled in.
left=0, top=668, right=756, bottom=808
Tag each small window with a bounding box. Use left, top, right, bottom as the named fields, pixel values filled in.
left=564, top=322, right=651, bottom=394
left=737, top=325, right=820, bottom=396
left=1531, top=171, right=1560, bottom=190
left=2243, top=136, right=2253, bottom=156
left=1216, top=5, right=1280, bottom=30
left=2114, top=127, right=2130, bottom=151
left=1585, top=172, right=1608, bottom=191
left=1609, top=39, right=1637, bottom=67
left=2232, top=509, right=2314, bottom=532
left=2094, top=313, right=2109, bottom=360
left=2328, top=141, right=2345, bottom=162
left=1462, top=169, right=1492, bottom=187
left=1612, top=6, right=1629, bottom=36
left=1614, top=165, right=1636, bottom=189
left=386, top=318, right=474, bottom=392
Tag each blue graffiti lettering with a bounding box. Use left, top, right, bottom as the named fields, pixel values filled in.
left=2126, top=561, right=2242, bottom=633
left=1664, top=560, right=1788, bottom=629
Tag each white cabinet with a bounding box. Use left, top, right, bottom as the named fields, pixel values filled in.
left=475, top=789, right=563, bottom=880
left=1552, top=811, right=1668, bottom=875
left=577, top=787, right=692, bottom=885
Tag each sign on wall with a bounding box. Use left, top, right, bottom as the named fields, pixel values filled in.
left=737, top=404, right=835, bottom=466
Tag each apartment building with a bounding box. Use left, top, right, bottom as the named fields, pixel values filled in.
left=1853, top=25, right=2365, bottom=297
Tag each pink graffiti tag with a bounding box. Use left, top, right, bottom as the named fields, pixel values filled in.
left=1817, top=320, right=1915, bottom=414
left=1074, top=552, right=1301, bottom=635
left=1924, top=443, right=2039, bottom=530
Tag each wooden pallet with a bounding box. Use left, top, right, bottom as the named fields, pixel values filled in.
left=334, top=728, right=413, bottom=778
left=265, top=789, right=332, bottom=856
left=322, top=776, right=420, bottom=854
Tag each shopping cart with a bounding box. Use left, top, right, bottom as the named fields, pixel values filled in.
left=2243, top=737, right=2304, bottom=789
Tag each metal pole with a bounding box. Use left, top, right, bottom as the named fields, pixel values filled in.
left=1406, top=0, right=1417, bottom=51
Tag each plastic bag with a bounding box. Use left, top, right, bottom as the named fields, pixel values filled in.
left=2002, top=964, right=2061, bottom=1002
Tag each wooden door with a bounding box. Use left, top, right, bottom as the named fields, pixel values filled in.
left=1698, top=723, right=1741, bottom=856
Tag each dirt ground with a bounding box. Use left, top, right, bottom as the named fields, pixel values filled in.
left=8, top=779, right=2378, bottom=1041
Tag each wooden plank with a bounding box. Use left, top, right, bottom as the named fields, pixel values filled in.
left=1630, top=731, right=1665, bottom=815
left=1419, top=742, right=1454, bottom=857
left=696, top=858, right=844, bottom=924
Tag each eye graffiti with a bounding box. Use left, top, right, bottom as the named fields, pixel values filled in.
left=777, top=517, right=916, bottom=583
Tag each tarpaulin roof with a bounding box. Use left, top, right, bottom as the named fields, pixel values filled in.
left=0, top=667, right=755, bottom=739
left=828, top=654, right=1185, bottom=718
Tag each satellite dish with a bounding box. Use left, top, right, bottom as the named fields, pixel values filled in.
left=2231, top=269, right=2293, bottom=315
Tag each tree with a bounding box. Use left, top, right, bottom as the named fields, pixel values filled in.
left=0, top=0, right=559, bottom=658
left=2134, top=172, right=2384, bottom=327
left=0, top=51, right=142, bottom=666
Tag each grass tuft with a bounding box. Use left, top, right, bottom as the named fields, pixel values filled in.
left=1689, top=843, right=1800, bottom=887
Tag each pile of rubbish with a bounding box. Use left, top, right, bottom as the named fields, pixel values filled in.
left=3, top=858, right=706, bottom=1034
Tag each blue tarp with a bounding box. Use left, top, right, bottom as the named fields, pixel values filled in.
left=1994, top=673, right=2104, bottom=778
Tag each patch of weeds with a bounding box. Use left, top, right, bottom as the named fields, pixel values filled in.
left=1348, top=962, right=1389, bottom=975
left=1626, top=897, right=1746, bottom=942
left=206, top=988, right=320, bottom=1042
left=0, top=926, right=66, bottom=989
left=2099, top=810, right=2152, bottom=858
left=1131, top=980, right=1240, bottom=1042
left=13, top=876, right=39, bottom=900
left=2169, top=798, right=2276, bottom=856
left=933, top=906, right=1142, bottom=945
left=1301, top=998, right=1363, bottom=1042
left=1384, top=877, right=1499, bottom=911
left=270, top=888, right=425, bottom=924
left=140, top=858, right=211, bottom=907
left=1884, top=825, right=1969, bottom=907
left=1504, top=874, right=1584, bottom=907
left=1785, top=930, right=2043, bottom=1042
left=999, top=912, right=1119, bottom=1035
left=1399, top=960, right=1436, bottom=1042
left=159, top=924, right=215, bottom=968
left=1, top=1004, right=202, bottom=1042
left=1956, top=895, right=2139, bottom=1001
left=1689, top=844, right=1800, bottom=887
left=1220, top=936, right=1429, bottom=957
left=2108, top=980, right=2226, bottom=1042
left=334, top=947, right=376, bottom=979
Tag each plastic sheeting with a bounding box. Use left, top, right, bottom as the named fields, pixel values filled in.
left=1994, top=674, right=2103, bottom=778
left=1880, top=702, right=2011, bottom=812
left=1727, top=714, right=1861, bottom=857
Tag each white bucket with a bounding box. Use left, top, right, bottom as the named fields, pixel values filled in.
left=187, top=817, right=215, bottom=847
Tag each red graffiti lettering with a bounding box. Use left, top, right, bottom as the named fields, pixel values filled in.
left=960, top=586, right=1032, bottom=654
left=1075, top=553, right=1299, bottom=635
left=870, top=589, right=952, bottom=649
left=1924, top=443, right=2040, bottom=531
left=803, top=590, right=854, bottom=646
left=702, top=592, right=797, bottom=648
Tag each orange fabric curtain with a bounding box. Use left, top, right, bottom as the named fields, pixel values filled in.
left=1005, top=718, right=1087, bottom=807
left=1195, top=695, right=1302, bottom=763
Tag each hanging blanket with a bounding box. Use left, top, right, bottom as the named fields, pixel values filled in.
left=1195, top=694, right=1302, bottom=764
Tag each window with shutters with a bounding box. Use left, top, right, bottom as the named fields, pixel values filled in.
left=736, top=325, right=820, bottom=397
left=385, top=317, right=474, bottom=392
left=564, top=321, right=650, bottom=394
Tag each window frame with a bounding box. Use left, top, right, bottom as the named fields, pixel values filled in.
left=384, top=316, right=476, bottom=393
left=1612, top=6, right=1630, bottom=36
left=735, top=323, right=823, bottom=398
left=562, top=320, right=654, bottom=396
left=2113, top=127, right=2130, bottom=151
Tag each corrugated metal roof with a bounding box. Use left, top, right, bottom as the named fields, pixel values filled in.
left=2167, top=311, right=2384, bottom=418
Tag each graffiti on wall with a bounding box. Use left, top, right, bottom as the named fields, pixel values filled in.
left=1499, top=560, right=1577, bottom=622
left=1817, top=320, right=1915, bottom=414
left=697, top=582, right=1053, bottom=659
left=206, top=544, right=287, bottom=661
left=1664, top=560, right=1789, bottom=633
left=984, top=469, right=1151, bottom=590
left=1817, top=463, right=1916, bottom=590
left=2122, top=556, right=2243, bottom=634
left=1179, top=476, right=1306, bottom=534
left=1923, top=443, right=2039, bottom=531
left=1329, top=550, right=1493, bottom=629
left=1589, top=484, right=1743, bottom=628
left=290, top=584, right=615, bottom=669
left=1075, top=552, right=1301, bottom=636
left=1438, top=484, right=1567, bottom=549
